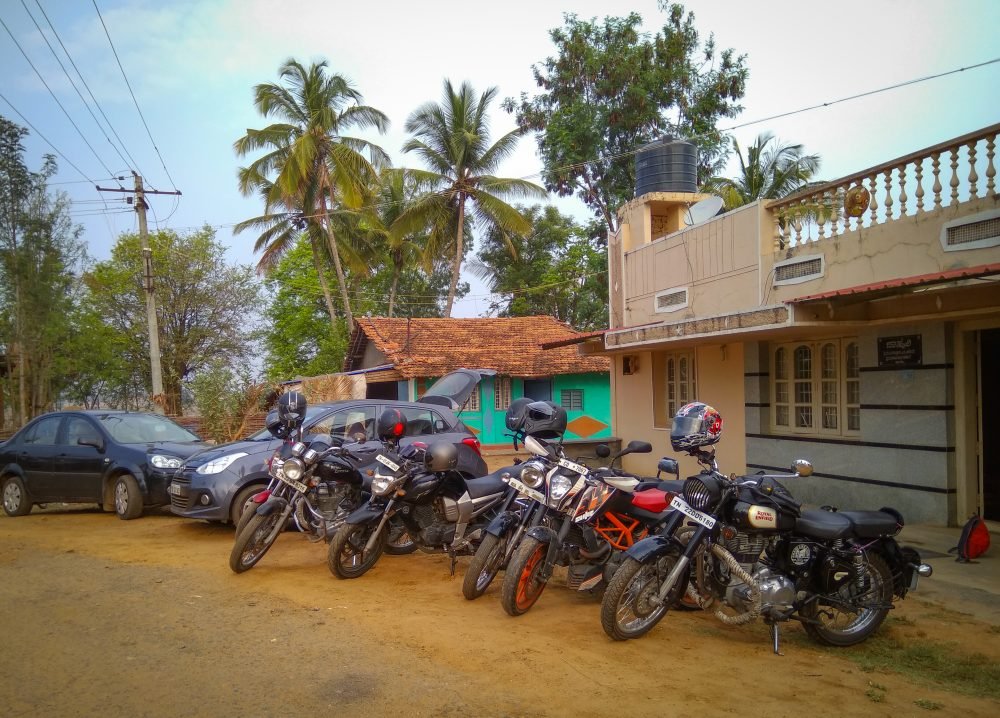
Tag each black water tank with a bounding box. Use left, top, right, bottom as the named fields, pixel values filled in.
left=634, top=138, right=698, bottom=197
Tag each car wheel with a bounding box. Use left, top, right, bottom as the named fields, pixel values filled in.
left=231, top=485, right=264, bottom=531
left=113, top=474, right=144, bottom=520
left=2, top=477, right=32, bottom=517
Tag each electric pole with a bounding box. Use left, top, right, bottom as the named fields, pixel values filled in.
left=96, top=173, right=181, bottom=414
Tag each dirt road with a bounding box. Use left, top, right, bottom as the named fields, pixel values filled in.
left=1, top=507, right=997, bottom=717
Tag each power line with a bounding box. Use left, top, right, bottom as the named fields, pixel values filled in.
left=0, top=14, right=118, bottom=178
left=92, top=0, right=178, bottom=190
left=0, top=90, right=96, bottom=183
left=32, top=0, right=148, bottom=181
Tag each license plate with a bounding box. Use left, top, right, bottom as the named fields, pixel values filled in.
left=557, top=457, right=588, bottom=476
left=275, top=472, right=308, bottom=494
left=669, top=495, right=716, bottom=529
left=506, top=478, right=545, bottom=504
left=168, top=483, right=182, bottom=496
left=376, top=454, right=401, bottom=473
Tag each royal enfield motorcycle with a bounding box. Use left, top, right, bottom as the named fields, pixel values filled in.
left=498, top=440, right=679, bottom=617
left=600, top=447, right=934, bottom=652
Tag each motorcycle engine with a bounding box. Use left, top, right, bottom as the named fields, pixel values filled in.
left=413, top=501, right=457, bottom=547
left=723, top=532, right=795, bottom=616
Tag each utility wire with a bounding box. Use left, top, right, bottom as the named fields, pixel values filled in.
left=0, top=14, right=118, bottom=178
left=32, top=0, right=148, bottom=181
left=0, top=90, right=96, bottom=183
left=92, top=0, right=178, bottom=190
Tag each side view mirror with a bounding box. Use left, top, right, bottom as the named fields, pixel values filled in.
left=625, top=440, right=652, bottom=454
left=595, top=444, right=611, bottom=458
left=656, top=458, right=679, bottom=477
left=793, top=459, right=813, bottom=477
left=523, top=435, right=550, bottom=458
left=78, top=437, right=105, bottom=452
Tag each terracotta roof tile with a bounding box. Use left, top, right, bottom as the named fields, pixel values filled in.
left=346, top=317, right=610, bottom=379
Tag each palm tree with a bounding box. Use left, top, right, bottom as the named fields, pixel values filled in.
left=234, top=59, right=389, bottom=329
left=704, top=132, right=820, bottom=209
left=396, top=79, right=546, bottom=316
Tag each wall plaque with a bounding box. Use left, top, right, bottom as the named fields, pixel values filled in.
left=877, top=334, right=923, bottom=367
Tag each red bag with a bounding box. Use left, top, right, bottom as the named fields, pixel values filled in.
left=950, top=514, right=991, bottom=562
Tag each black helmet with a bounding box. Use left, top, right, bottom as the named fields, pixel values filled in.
left=277, top=391, right=306, bottom=430
left=523, top=401, right=567, bottom=439
left=264, top=409, right=289, bottom=439
left=425, top=441, right=458, bottom=472
left=504, top=397, right=533, bottom=433
left=376, top=408, right=408, bottom=442
left=670, top=402, right=723, bottom=452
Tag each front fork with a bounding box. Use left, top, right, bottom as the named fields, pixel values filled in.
left=538, top=514, right=575, bottom=583
left=657, top=521, right=709, bottom=602
left=364, top=498, right=396, bottom=554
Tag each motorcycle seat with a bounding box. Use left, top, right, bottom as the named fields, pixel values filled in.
left=631, top=488, right=670, bottom=513
left=465, top=471, right=508, bottom=499
left=837, top=510, right=902, bottom=538
left=795, top=509, right=853, bottom=540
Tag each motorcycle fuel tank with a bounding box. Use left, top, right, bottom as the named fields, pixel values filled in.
left=731, top=501, right=796, bottom=531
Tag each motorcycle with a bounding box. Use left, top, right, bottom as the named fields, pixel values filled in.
left=498, top=439, right=678, bottom=617
left=327, top=408, right=515, bottom=580
left=229, top=395, right=412, bottom=574
left=600, top=446, right=934, bottom=652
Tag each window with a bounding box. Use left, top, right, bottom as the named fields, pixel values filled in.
left=494, top=377, right=512, bottom=411
left=772, top=339, right=859, bottom=436
left=652, top=351, right=697, bottom=428
left=64, top=417, right=102, bottom=446
left=23, top=416, right=61, bottom=445
left=398, top=407, right=442, bottom=437
left=560, top=389, right=583, bottom=411
left=312, top=406, right=377, bottom=442
left=463, top=387, right=481, bottom=412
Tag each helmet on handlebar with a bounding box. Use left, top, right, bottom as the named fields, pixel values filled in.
left=276, top=391, right=307, bottom=430
left=376, top=407, right=408, bottom=442
left=425, top=441, right=458, bottom=472
left=504, top=397, right=534, bottom=433
left=670, top=402, right=723, bottom=452
left=523, top=401, right=567, bottom=439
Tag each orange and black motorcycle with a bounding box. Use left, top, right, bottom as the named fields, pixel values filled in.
left=498, top=440, right=681, bottom=617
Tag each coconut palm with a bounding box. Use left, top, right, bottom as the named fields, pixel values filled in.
left=234, top=59, right=389, bottom=329
left=396, top=79, right=546, bottom=316
left=704, top=132, right=820, bottom=209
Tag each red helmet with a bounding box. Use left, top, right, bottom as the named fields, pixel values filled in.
left=670, top=402, right=723, bottom=452
left=376, top=408, right=408, bottom=442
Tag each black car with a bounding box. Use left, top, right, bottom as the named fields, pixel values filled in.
left=0, top=411, right=209, bottom=520
left=169, top=369, right=491, bottom=525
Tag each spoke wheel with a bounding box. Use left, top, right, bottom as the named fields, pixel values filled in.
left=328, top=522, right=387, bottom=579
left=384, top=517, right=417, bottom=555
left=462, top=533, right=507, bottom=600
left=803, top=552, right=893, bottom=647
left=601, top=552, right=686, bottom=641
left=500, top=536, right=547, bottom=616
left=229, top=511, right=283, bottom=573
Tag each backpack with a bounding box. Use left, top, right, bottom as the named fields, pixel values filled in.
left=949, top=514, right=991, bottom=562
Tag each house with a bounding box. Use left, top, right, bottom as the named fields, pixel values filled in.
left=341, top=316, right=612, bottom=446
left=564, top=124, right=999, bottom=525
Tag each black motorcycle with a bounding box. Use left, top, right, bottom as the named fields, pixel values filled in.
left=327, top=408, right=514, bottom=580
left=600, top=447, right=934, bottom=652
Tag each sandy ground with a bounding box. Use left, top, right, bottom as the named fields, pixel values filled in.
left=1, top=505, right=998, bottom=718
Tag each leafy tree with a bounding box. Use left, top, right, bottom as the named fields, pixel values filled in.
left=0, top=116, right=85, bottom=425
left=190, top=360, right=272, bottom=443
left=703, top=132, right=821, bottom=209
left=83, top=227, right=262, bottom=415
left=235, top=59, right=389, bottom=329
left=504, top=2, right=748, bottom=233
left=397, top=79, right=546, bottom=316
left=470, top=205, right=608, bottom=330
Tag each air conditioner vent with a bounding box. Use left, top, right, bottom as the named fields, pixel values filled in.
left=945, top=216, right=1000, bottom=247
left=773, top=255, right=824, bottom=286
left=654, top=287, right=688, bottom=313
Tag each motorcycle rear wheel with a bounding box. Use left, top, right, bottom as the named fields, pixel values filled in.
left=601, top=552, right=687, bottom=641
left=229, top=511, right=284, bottom=573
left=500, top=536, right=547, bottom=616
left=803, top=552, right=893, bottom=647
left=462, top=533, right=506, bottom=600
left=328, top=522, right=387, bottom=579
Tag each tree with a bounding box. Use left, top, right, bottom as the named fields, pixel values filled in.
left=234, top=59, right=389, bottom=330
left=504, top=2, right=748, bottom=233
left=397, top=79, right=546, bottom=316
left=703, top=132, right=821, bottom=209
left=190, top=360, right=273, bottom=443
left=470, top=205, right=608, bottom=330
left=83, top=227, right=261, bottom=415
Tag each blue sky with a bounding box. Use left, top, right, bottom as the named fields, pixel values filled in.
left=2, top=0, right=998, bottom=317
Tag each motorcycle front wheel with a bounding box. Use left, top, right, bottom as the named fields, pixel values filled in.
left=803, top=552, right=893, bottom=647
left=229, top=511, right=285, bottom=573
left=601, top=551, right=688, bottom=641
left=499, top=536, right=547, bottom=616
left=462, top=533, right=507, bottom=600
left=328, top=521, right=387, bottom=579
left=384, top=517, right=418, bottom=555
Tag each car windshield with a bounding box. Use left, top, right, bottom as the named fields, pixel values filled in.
left=98, top=414, right=200, bottom=444
left=247, top=405, right=331, bottom=441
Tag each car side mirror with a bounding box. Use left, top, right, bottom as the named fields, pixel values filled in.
left=78, top=437, right=105, bottom=452
left=434, top=419, right=448, bottom=432
left=657, top=458, right=679, bottom=477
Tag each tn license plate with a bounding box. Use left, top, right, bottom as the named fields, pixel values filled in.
left=506, top=478, right=545, bottom=504
left=275, top=473, right=308, bottom=494
left=669, top=495, right=716, bottom=529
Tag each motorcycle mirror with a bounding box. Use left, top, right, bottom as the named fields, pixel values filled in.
left=792, top=459, right=813, bottom=477
left=657, top=458, right=679, bottom=477
left=595, top=444, right=611, bottom=458
left=624, top=440, right=652, bottom=454
left=523, top=435, right=550, bottom=458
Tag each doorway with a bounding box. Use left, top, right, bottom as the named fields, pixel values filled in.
left=980, top=329, right=1000, bottom=521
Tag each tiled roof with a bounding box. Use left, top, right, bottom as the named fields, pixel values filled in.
left=790, top=262, right=1000, bottom=303
left=345, top=317, right=610, bottom=379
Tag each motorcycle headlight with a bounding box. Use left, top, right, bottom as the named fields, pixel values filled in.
left=281, top=457, right=305, bottom=482
left=549, top=474, right=573, bottom=502
left=683, top=475, right=723, bottom=511
left=371, top=474, right=401, bottom=497
left=149, top=454, right=182, bottom=470
left=519, top=461, right=545, bottom=489
left=197, top=452, right=248, bottom=475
